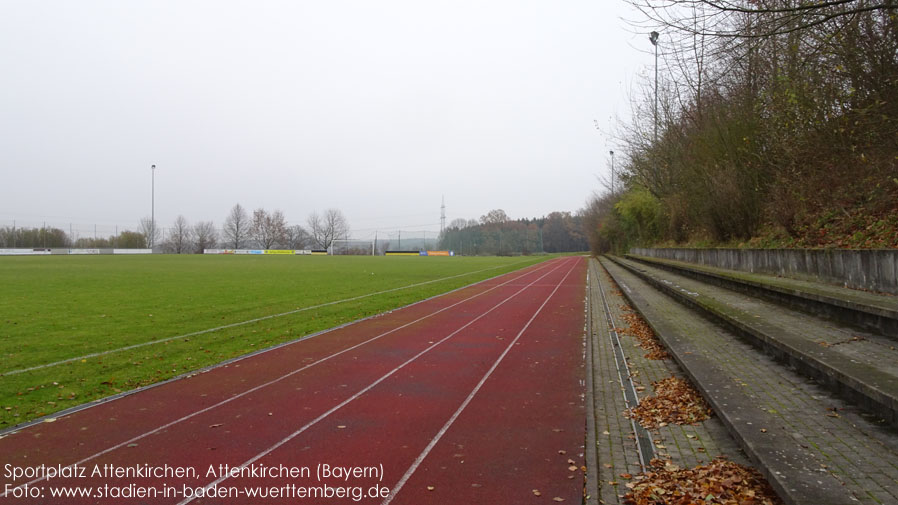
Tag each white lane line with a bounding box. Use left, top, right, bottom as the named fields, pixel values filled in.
left=174, top=258, right=574, bottom=505
left=3, top=260, right=538, bottom=376
left=0, top=259, right=560, bottom=498
left=383, top=257, right=580, bottom=505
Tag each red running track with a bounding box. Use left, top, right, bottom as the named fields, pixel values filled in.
left=0, top=256, right=586, bottom=504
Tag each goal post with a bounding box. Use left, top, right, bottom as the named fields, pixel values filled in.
left=330, top=239, right=375, bottom=256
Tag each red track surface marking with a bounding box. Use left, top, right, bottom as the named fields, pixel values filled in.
left=0, top=257, right=586, bottom=505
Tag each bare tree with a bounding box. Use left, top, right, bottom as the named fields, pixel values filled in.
left=138, top=216, right=159, bottom=250
left=193, top=221, right=218, bottom=253
left=627, top=0, right=895, bottom=39
left=251, top=208, right=287, bottom=249
left=165, top=215, right=192, bottom=254
left=222, top=203, right=249, bottom=249
left=284, top=225, right=313, bottom=249
left=307, top=208, right=349, bottom=250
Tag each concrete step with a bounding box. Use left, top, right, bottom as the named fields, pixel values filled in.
left=626, top=253, right=898, bottom=337
left=600, top=256, right=898, bottom=505
left=611, top=255, right=898, bottom=427
left=585, top=258, right=751, bottom=505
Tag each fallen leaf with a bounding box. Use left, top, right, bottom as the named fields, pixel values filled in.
left=625, top=377, right=711, bottom=428
left=619, top=312, right=670, bottom=360
left=623, top=458, right=780, bottom=505
left=532, top=489, right=541, bottom=496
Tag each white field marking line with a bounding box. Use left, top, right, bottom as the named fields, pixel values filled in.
left=3, top=260, right=537, bottom=376
left=382, top=257, right=580, bottom=505
left=175, top=258, right=573, bottom=505
left=0, top=259, right=560, bottom=498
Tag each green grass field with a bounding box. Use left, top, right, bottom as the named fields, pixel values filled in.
left=0, top=254, right=549, bottom=429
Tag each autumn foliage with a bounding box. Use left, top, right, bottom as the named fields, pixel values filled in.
left=583, top=4, right=898, bottom=253
left=620, top=308, right=671, bottom=361
left=628, top=377, right=712, bottom=429
left=624, top=458, right=782, bottom=505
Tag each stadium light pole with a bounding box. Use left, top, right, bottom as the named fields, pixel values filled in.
left=151, top=164, right=156, bottom=250
left=649, top=31, right=659, bottom=167
left=609, top=150, right=615, bottom=195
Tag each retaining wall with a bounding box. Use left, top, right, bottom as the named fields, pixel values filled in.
left=630, top=248, right=898, bottom=295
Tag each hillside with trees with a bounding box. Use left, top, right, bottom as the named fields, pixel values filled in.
left=439, top=209, right=588, bottom=255
left=584, top=0, right=897, bottom=254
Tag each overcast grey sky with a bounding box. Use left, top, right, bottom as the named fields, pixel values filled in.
left=1, top=1, right=653, bottom=239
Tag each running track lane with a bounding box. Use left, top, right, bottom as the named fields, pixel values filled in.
left=0, top=256, right=586, bottom=504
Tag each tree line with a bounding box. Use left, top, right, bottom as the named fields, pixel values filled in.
left=438, top=209, right=588, bottom=255
left=584, top=1, right=898, bottom=254
left=2, top=206, right=591, bottom=255
left=0, top=205, right=350, bottom=253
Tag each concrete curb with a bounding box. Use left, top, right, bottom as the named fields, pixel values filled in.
left=583, top=268, right=600, bottom=505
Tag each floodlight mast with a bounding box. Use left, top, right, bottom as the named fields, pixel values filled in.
left=609, top=150, right=615, bottom=195
left=649, top=31, right=659, bottom=175
left=151, top=164, right=156, bottom=250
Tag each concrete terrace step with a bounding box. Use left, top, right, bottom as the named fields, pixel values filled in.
left=585, top=258, right=751, bottom=505
left=626, top=253, right=898, bottom=337
left=611, top=255, right=898, bottom=426
left=599, top=257, right=898, bottom=505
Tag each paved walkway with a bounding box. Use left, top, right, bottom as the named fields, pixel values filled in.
left=585, top=258, right=748, bottom=505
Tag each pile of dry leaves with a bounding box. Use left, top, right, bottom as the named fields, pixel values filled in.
left=623, top=458, right=782, bottom=505
left=619, top=310, right=671, bottom=360
left=627, top=377, right=712, bottom=428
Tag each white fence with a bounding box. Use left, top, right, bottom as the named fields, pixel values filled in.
left=0, top=248, right=151, bottom=256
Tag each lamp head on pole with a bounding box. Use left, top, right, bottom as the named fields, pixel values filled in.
left=151, top=164, right=156, bottom=170
left=649, top=31, right=659, bottom=46
left=609, top=150, right=614, bottom=157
